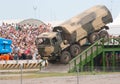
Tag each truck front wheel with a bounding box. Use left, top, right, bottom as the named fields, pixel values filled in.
left=60, top=51, right=71, bottom=64
left=70, top=44, right=81, bottom=57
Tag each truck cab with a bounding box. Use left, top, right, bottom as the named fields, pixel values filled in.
left=35, top=32, right=63, bottom=60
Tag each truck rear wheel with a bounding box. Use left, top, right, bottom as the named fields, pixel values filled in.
left=70, top=44, right=81, bottom=57
left=60, top=51, right=71, bottom=64
left=88, top=32, right=99, bottom=44
left=99, top=30, right=109, bottom=40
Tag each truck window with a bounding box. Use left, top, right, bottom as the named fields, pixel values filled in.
left=42, top=38, right=50, bottom=45
left=36, top=38, right=51, bottom=45
left=52, top=37, right=57, bottom=44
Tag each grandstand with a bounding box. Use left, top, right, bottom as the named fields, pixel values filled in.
left=18, top=18, right=45, bottom=27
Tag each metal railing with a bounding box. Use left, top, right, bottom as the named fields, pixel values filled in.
left=69, top=38, right=103, bottom=72
left=69, top=37, right=120, bottom=72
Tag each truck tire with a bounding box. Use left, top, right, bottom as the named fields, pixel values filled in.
left=99, top=30, right=109, bottom=39
left=88, top=32, right=99, bottom=44
left=60, top=51, right=71, bottom=64
left=70, top=44, right=81, bottom=57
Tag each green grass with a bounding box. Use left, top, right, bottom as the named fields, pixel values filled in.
left=0, top=71, right=120, bottom=80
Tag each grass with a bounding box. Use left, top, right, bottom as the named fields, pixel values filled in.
left=0, top=71, right=120, bottom=80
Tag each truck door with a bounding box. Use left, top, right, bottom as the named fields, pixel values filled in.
left=52, top=37, right=60, bottom=53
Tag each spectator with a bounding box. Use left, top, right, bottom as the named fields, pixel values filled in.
left=0, top=22, right=52, bottom=60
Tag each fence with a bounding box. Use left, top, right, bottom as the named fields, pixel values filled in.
left=0, top=59, right=47, bottom=69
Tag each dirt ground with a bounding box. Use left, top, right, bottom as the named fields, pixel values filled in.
left=0, top=74, right=120, bottom=84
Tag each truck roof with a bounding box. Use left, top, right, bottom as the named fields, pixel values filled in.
left=37, top=32, right=57, bottom=38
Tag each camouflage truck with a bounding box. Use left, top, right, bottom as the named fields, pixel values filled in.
left=35, top=5, right=113, bottom=64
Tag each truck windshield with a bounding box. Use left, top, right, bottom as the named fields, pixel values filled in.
left=36, top=38, right=51, bottom=45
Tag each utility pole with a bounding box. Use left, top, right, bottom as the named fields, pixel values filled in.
left=20, top=63, right=23, bottom=84
left=33, top=6, right=37, bottom=18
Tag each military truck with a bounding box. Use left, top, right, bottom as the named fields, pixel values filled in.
left=35, top=5, right=113, bottom=64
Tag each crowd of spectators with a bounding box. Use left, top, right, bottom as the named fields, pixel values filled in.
left=0, top=22, right=52, bottom=60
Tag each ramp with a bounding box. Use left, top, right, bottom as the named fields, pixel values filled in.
left=69, top=37, right=120, bottom=72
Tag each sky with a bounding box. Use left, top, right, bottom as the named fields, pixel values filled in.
left=0, top=0, right=119, bottom=21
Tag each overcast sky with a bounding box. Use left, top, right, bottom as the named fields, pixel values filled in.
left=0, top=0, right=119, bottom=21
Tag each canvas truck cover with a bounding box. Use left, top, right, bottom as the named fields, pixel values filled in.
left=54, top=5, right=113, bottom=42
